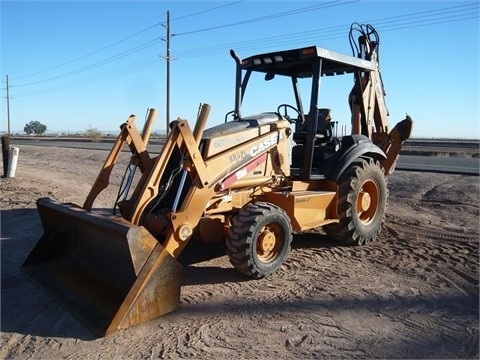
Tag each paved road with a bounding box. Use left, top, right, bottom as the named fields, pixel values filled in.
left=9, top=138, right=480, bottom=176
left=395, top=155, right=478, bottom=176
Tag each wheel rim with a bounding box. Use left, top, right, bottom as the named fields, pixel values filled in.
left=356, top=179, right=379, bottom=225
left=256, top=223, right=283, bottom=263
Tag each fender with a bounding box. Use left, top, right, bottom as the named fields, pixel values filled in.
left=329, top=135, right=386, bottom=182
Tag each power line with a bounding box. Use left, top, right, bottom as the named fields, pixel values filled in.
left=172, top=3, right=478, bottom=58
left=377, top=12, right=478, bottom=32
left=11, top=23, right=161, bottom=81
left=15, top=38, right=162, bottom=87
left=13, top=57, right=160, bottom=98
left=169, top=1, right=245, bottom=22
left=173, top=0, right=357, bottom=36
left=174, top=26, right=346, bottom=58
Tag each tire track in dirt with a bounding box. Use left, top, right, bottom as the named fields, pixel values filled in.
left=172, top=248, right=367, bottom=358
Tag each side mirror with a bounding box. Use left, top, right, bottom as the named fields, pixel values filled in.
left=265, top=72, right=275, bottom=81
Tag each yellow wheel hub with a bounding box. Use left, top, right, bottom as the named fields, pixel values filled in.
left=357, top=191, right=371, bottom=212
left=256, top=224, right=283, bottom=262
left=259, top=231, right=276, bottom=253
left=356, top=179, right=379, bottom=225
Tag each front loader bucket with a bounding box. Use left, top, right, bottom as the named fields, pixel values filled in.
left=22, top=197, right=182, bottom=336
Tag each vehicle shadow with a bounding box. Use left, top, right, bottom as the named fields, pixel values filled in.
left=291, top=231, right=340, bottom=250
left=1, top=208, right=96, bottom=340
left=180, top=231, right=340, bottom=286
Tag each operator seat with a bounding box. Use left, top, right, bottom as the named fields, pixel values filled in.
left=290, top=108, right=335, bottom=177
left=293, top=108, right=332, bottom=143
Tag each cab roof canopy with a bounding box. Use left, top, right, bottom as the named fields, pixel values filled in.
left=240, top=46, right=374, bottom=78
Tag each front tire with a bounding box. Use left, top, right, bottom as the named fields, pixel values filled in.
left=227, top=202, right=292, bottom=279
left=324, top=157, right=387, bottom=245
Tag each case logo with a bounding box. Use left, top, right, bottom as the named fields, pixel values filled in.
left=250, top=133, right=279, bottom=157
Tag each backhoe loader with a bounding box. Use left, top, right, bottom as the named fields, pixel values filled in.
left=23, top=23, right=413, bottom=336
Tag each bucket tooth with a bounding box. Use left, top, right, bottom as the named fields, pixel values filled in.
left=22, top=197, right=182, bottom=336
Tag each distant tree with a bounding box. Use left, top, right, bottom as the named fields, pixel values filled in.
left=84, top=126, right=102, bottom=142
left=24, top=121, right=47, bottom=135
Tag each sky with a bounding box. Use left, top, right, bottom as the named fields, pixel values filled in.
left=1, top=0, right=479, bottom=138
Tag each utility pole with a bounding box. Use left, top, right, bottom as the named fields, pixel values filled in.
left=2, top=75, right=11, bottom=177
left=161, top=11, right=175, bottom=136
left=5, top=74, right=11, bottom=135
left=165, top=11, right=171, bottom=136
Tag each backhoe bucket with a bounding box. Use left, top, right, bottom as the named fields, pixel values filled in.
left=22, top=197, right=182, bottom=336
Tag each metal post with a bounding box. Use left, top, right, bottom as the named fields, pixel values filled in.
left=1, top=135, right=10, bottom=177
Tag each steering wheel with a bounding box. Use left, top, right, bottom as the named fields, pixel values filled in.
left=224, top=110, right=235, bottom=123
left=277, top=104, right=302, bottom=124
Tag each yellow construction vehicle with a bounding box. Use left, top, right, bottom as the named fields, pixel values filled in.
left=23, top=23, right=412, bottom=336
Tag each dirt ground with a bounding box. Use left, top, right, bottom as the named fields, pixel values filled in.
left=1, top=144, right=478, bottom=359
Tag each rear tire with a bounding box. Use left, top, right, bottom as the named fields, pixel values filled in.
left=227, top=202, right=292, bottom=279
left=324, top=157, right=387, bottom=245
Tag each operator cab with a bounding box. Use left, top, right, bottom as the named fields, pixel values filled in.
left=230, top=46, right=374, bottom=180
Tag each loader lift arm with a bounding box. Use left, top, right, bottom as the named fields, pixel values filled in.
left=83, top=109, right=157, bottom=211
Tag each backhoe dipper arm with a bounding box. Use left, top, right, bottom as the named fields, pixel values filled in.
left=349, top=23, right=413, bottom=174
